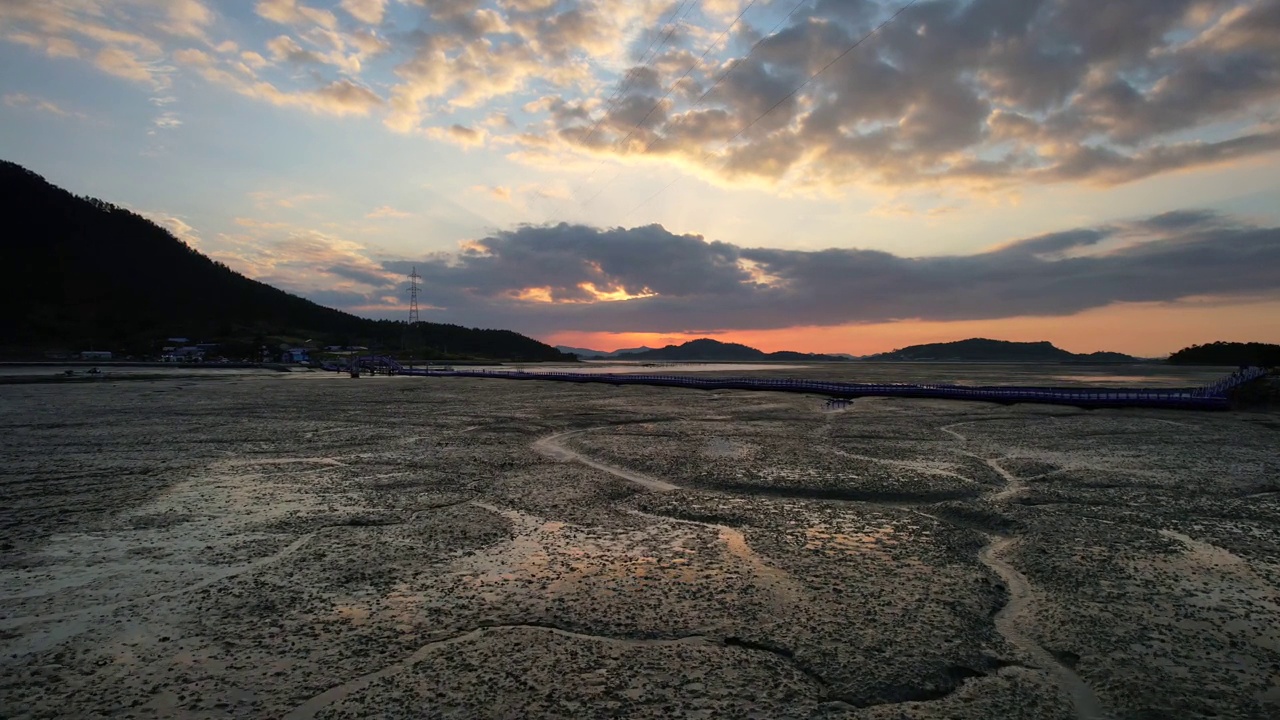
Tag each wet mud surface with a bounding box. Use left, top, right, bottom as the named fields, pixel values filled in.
left=2, top=375, right=1278, bottom=719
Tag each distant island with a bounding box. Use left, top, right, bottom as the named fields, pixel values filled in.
left=559, top=337, right=1149, bottom=364
left=863, top=338, right=1138, bottom=363
left=1168, top=342, right=1280, bottom=367
left=0, top=161, right=570, bottom=362
left=562, top=338, right=847, bottom=362
left=555, top=345, right=655, bottom=358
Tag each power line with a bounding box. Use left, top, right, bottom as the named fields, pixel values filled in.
left=538, top=0, right=702, bottom=225
left=610, top=0, right=759, bottom=154
left=576, top=0, right=698, bottom=152
left=620, top=0, right=920, bottom=222
left=566, top=0, right=703, bottom=206
left=688, top=0, right=812, bottom=112
left=582, top=0, right=811, bottom=207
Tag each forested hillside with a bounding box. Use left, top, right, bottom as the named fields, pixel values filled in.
left=0, top=161, right=569, bottom=361
left=1168, top=342, right=1280, bottom=367
left=865, top=338, right=1135, bottom=362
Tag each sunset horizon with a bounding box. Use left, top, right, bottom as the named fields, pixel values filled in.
left=540, top=293, right=1280, bottom=358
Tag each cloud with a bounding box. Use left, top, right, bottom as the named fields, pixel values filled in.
left=138, top=209, right=202, bottom=248
left=152, top=0, right=215, bottom=40
left=995, top=228, right=1113, bottom=257
left=261, top=29, right=375, bottom=73
left=93, top=46, right=171, bottom=89
left=469, top=181, right=571, bottom=206
left=3, top=93, right=84, bottom=119
left=194, top=63, right=383, bottom=116
left=241, top=51, right=270, bottom=69
left=366, top=205, right=412, bottom=219
left=248, top=191, right=327, bottom=209
left=1, top=0, right=386, bottom=120
left=345, top=28, right=390, bottom=56
left=0, top=1, right=162, bottom=54
left=304, top=78, right=382, bottom=113
left=328, top=263, right=397, bottom=286
left=0, top=1, right=189, bottom=91
left=340, top=0, right=388, bottom=25
left=473, top=185, right=513, bottom=202
left=151, top=111, right=182, bottom=130
left=515, top=0, right=1280, bottom=191
left=1138, top=210, right=1230, bottom=232
left=235, top=217, right=293, bottom=230
left=379, top=0, right=658, bottom=134
left=266, top=34, right=327, bottom=65
left=364, top=209, right=1280, bottom=335
left=175, top=10, right=383, bottom=90
left=254, top=0, right=337, bottom=30
left=423, top=123, right=487, bottom=147
left=5, top=31, right=82, bottom=59
left=869, top=199, right=965, bottom=219
left=173, top=47, right=214, bottom=67
left=6, top=0, right=1277, bottom=193
left=210, top=221, right=397, bottom=294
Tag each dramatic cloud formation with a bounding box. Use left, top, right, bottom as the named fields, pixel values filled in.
left=534, top=0, right=1280, bottom=190
left=8, top=1, right=1276, bottom=190
left=226, top=209, right=1280, bottom=335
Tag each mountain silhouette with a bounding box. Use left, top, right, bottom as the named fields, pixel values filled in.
left=864, top=338, right=1135, bottom=362
left=1168, top=342, right=1280, bottom=366
left=0, top=160, right=569, bottom=361
left=555, top=345, right=657, bottom=358
left=620, top=338, right=846, bottom=362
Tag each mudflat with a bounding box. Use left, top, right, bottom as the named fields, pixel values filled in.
left=2, top=374, right=1278, bottom=719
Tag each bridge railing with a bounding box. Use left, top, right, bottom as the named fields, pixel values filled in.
left=412, top=365, right=1267, bottom=410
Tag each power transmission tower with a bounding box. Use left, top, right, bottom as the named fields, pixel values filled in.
left=408, top=267, right=421, bottom=324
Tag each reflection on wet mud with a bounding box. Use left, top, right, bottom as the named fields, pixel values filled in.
left=2, top=375, right=1277, bottom=720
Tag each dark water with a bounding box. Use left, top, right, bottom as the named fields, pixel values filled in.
left=510, top=361, right=1237, bottom=389
left=782, top=362, right=1234, bottom=389
left=0, top=365, right=282, bottom=379
left=2, top=361, right=1240, bottom=390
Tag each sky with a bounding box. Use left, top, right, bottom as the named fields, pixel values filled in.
left=2, top=0, right=1279, bottom=356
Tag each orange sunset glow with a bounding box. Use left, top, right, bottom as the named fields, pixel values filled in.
left=546, top=298, right=1280, bottom=358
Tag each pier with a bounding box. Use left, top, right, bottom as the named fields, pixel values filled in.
left=326, top=357, right=1268, bottom=411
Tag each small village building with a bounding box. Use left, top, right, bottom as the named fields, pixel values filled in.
left=162, top=346, right=205, bottom=362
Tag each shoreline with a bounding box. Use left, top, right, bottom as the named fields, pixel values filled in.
left=0, top=360, right=293, bottom=370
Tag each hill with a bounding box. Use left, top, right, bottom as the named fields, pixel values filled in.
left=622, top=338, right=846, bottom=362
left=554, top=345, right=656, bottom=359
left=0, top=161, right=570, bottom=361
left=864, top=338, right=1137, bottom=363
left=608, top=346, right=656, bottom=357
left=1168, top=342, right=1280, bottom=367
left=555, top=345, right=609, bottom=358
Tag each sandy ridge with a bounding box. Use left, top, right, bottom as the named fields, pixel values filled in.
left=533, top=428, right=679, bottom=491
